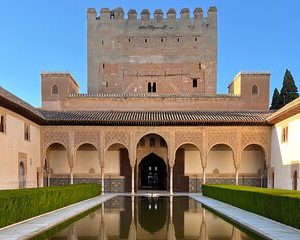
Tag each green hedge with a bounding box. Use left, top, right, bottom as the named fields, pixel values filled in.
left=202, top=184, right=300, bottom=229
left=0, top=184, right=101, bottom=228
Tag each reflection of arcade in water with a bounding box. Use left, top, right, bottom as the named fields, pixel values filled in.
left=49, top=196, right=255, bottom=240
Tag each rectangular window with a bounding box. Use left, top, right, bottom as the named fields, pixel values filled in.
left=0, top=115, right=5, bottom=133
left=148, top=82, right=157, bottom=93
left=24, top=123, right=30, bottom=141
left=193, top=79, right=198, bottom=88
left=152, top=82, right=156, bottom=93
left=281, top=126, right=288, bottom=143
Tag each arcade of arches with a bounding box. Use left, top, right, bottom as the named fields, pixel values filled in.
left=42, top=126, right=270, bottom=192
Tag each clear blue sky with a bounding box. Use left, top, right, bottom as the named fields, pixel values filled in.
left=0, top=0, right=299, bottom=107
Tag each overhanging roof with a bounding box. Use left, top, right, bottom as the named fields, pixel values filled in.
left=267, top=97, right=300, bottom=124
left=0, top=86, right=272, bottom=126
left=40, top=110, right=271, bottom=126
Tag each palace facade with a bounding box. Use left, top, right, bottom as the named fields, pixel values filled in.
left=0, top=6, right=297, bottom=192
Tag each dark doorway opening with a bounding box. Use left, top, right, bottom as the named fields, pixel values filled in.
left=139, top=153, right=167, bottom=190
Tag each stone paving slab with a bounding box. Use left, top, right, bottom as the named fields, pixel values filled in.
left=0, top=193, right=116, bottom=240
left=189, top=193, right=300, bottom=240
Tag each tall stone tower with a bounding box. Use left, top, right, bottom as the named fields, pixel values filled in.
left=87, top=7, right=217, bottom=95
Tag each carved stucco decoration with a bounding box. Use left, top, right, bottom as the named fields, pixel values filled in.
left=135, top=131, right=170, bottom=147
left=135, top=131, right=172, bottom=165
left=207, top=131, right=237, bottom=152
left=74, top=131, right=99, bottom=150
left=175, top=131, right=203, bottom=152
left=105, top=131, right=130, bottom=150
left=43, top=131, right=69, bottom=153
left=241, top=131, right=269, bottom=153
left=136, top=149, right=168, bottom=165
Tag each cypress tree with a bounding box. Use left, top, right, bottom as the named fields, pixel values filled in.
left=270, top=88, right=281, bottom=110
left=279, top=69, right=299, bottom=107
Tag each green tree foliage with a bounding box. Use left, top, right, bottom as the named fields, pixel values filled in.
left=279, top=69, right=299, bottom=108
left=270, top=88, right=281, bottom=110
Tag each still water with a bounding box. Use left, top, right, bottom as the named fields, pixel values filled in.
left=33, top=196, right=262, bottom=240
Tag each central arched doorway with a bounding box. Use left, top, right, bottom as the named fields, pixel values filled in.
left=138, top=153, right=167, bottom=190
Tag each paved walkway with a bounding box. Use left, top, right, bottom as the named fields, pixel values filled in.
left=189, top=194, right=300, bottom=240
left=0, top=193, right=116, bottom=240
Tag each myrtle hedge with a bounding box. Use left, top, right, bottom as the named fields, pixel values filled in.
left=202, top=184, right=300, bottom=229
left=0, top=184, right=101, bottom=228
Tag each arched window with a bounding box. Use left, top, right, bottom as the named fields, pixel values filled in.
left=150, top=137, right=155, bottom=147
left=24, top=123, right=30, bottom=141
left=19, top=161, right=26, bottom=189
left=148, top=82, right=152, bottom=93
left=139, top=138, right=145, bottom=147
left=160, top=138, right=167, bottom=147
left=52, top=85, right=58, bottom=95
left=0, top=115, right=5, bottom=133
left=252, top=85, right=258, bottom=94
left=293, top=170, right=298, bottom=190
left=152, top=82, right=156, bottom=93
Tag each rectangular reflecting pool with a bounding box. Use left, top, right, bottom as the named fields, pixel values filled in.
left=31, top=196, right=265, bottom=240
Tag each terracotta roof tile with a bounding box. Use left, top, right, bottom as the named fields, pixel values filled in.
left=40, top=110, right=271, bottom=126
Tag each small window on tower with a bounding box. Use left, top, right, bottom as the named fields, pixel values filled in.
left=252, top=85, right=258, bottom=94
left=161, top=38, right=164, bottom=43
left=177, top=38, right=180, bottom=42
left=148, top=82, right=151, bottom=93
left=105, top=82, right=108, bottom=88
left=199, top=62, right=202, bottom=69
left=52, top=85, right=58, bottom=95
left=153, top=82, right=156, bottom=93
left=145, top=38, right=148, bottom=43
left=102, top=63, right=105, bottom=69
left=193, top=79, right=198, bottom=88
left=128, top=38, right=131, bottom=42
left=195, top=37, right=198, bottom=42
left=101, top=40, right=104, bottom=45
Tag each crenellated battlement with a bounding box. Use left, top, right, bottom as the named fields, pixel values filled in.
left=87, top=7, right=217, bottom=22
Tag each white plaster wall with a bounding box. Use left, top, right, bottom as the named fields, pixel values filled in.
left=207, top=150, right=235, bottom=173
left=240, top=150, right=262, bottom=174
left=104, top=150, right=120, bottom=175
left=184, top=150, right=202, bottom=175
left=49, top=150, right=69, bottom=174
left=0, top=107, right=41, bottom=189
left=74, top=150, right=100, bottom=174
left=271, top=113, right=300, bottom=190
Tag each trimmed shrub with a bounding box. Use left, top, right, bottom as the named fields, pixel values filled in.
left=0, top=184, right=101, bottom=228
left=202, top=184, right=300, bottom=229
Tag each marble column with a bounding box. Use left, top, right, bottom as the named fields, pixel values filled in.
left=235, top=168, right=239, bottom=185
left=131, top=166, right=135, bottom=194
left=202, top=168, right=206, bottom=184
left=70, top=167, right=74, bottom=185
left=101, top=167, right=104, bottom=193
left=170, top=166, right=174, bottom=195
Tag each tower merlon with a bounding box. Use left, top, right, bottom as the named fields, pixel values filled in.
left=89, top=7, right=216, bottom=21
